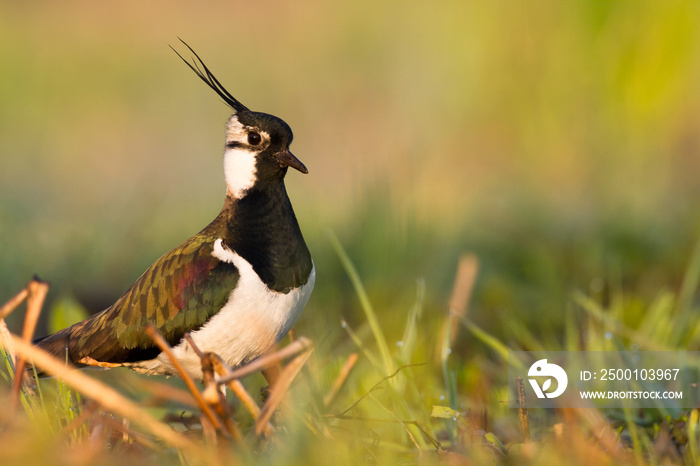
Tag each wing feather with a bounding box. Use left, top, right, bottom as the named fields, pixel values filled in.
left=36, top=234, right=239, bottom=364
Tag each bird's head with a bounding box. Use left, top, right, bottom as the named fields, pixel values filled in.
left=172, top=40, right=308, bottom=199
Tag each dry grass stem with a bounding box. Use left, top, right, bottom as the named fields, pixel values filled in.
left=210, top=354, right=263, bottom=419
left=183, top=333, right=204, bottom=358
left=182, top=333, right=242, bottom=441
left=515, top=376, right=530, bottom=442
left=203, top=356, right=242, bottom=442
left=448, top=254, right=479, bottom=345
left=255, top=348, right=313, bottom=435
left=11, top=278, right=49, bottom=406
left=88, top=416, right=107, bottom=455
left=123, top=417, right=129, bottom=443
left=188, top=333, right=273, bottom=437
left=0, top=318, right=17, bottom=369
left=21, top=279, right=49, bottom=342
left=0, top=286, right=29, bottom=320
left=200, top=415, right=218, bottom=447
left=144, top=325, right=227, bottom=437
left=324, top=352, right=359, bottom=408
left=217, top=337, right=313, bottom=384
left=8, top=334, right=198, bottom=452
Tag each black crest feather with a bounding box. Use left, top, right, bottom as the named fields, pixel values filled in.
left=171, top=39, right=249, bottom=113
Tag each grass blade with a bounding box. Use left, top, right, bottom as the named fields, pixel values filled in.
left=328, top=229, right=394, bottom=375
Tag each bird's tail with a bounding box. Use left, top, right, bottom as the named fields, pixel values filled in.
left=31, top=329, right=80, bottom=377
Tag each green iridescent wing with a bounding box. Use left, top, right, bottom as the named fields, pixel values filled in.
left=37, top=234, right=239, bottom=364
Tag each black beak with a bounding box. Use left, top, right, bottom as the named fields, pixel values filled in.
left=276, top=150, right=308, bottom=174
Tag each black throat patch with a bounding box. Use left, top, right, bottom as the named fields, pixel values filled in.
left=222, top=183, right=312, bottom=293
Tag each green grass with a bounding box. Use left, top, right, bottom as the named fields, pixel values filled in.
left=2, top=228, right=700, bottom=465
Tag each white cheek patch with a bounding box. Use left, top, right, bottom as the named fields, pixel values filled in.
left=224, top=147, right=257, bottom=198
left=226, top=117, right=246, bottom=141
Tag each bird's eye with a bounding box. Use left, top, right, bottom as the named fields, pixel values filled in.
left=248, top=132, right=262, bottom=146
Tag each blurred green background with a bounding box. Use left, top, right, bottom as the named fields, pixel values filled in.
left=1, top=1, right=700, bottom=357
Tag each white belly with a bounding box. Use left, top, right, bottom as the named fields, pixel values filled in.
left=130, top=239, right=314, bottom=379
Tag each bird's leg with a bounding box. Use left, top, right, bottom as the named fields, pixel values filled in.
left=262, top=364, right=280, bottom=385
left=76, top=356, right=123, bottom=368
left=260, top=364, right=280, bottom=403
left=260, top=330, right=300, bottom=402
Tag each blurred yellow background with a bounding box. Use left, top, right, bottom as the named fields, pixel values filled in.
left=1, top=1, right=699, bottom=344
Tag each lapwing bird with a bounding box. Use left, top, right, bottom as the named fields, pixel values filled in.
left=34, top=42, right=315, bottom=380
